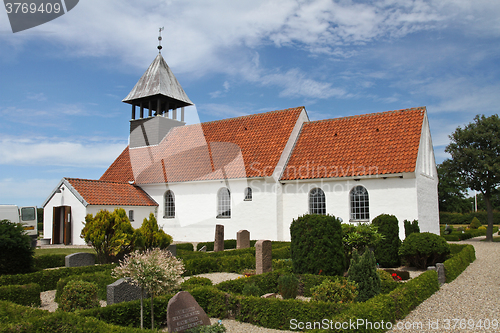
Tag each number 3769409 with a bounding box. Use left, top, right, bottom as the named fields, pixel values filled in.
left=5, top=2, right=61, bottom=14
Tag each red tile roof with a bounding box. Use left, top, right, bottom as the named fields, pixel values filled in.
left=66, top=178, right=158, bottom=206
left=100, top=107, right=305, bottom=184
left=280, top=107, right=425, bottom=181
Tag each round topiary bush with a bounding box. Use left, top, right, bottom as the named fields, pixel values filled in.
left=469, top=217, right=482, bottom=229
left=310, top=279, right=358, bottom=303
left=290, top=214, right=345, bottom=276
left=59, top=280, right=99, bottom=312
left=181, top=277, right=213, bottom=290
left=372, top=214, right=401, bottom=268
left=398, top=232, right=451, bottom=269
left=0, top=219, right=34, bottom=275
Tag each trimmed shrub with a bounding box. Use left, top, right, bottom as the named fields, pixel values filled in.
left=290, top=214, right=345, bottom=276
left=341, top=223, right=383, bottom=268
left=138, top=213, right=172, bottom=250
left=272, top=245, right=291, bottom=260
left=372, top=214, right=401, bottom=268
left=469, top=217, right=482, bottom=229
left=33, top=254, right=66, bottom=270
left=0, top=300, right=49, bottom=327
left=55, top=271, right=115, bottom=302
left=183, top=254, right=255, bottom=275
left=176, top=243, right=195, bottom=251
left=278, top=274, right=299, bottom=299
left=404, top=219, right=420, bottom=237
left=0, top=283, right=41, bottom=306
left=399, top=232, right=451, bottom=269
left=196, top=240, right=238, bottom=251
left=0, top=219, right=34, bottom=275
left=377, top=270, right=399, bottom=294
left=444, top=244, right=475, bottom=282
left=59, top=280, right=99, bottom=312
left=181, top=277, right=213, bottom=290
left=272, top=259, right=292, bottom=272
left=242, top=282, right=262, bottom=297
left=0, top=264, right=115, bottom=291
left=186, top=323, right=227, bottom=333
left=478, top=226, right=487, bottom=231
left=439, top=211, right=500, bottom=225
left=310, top=279, right=358, bottom=303
left=347, top=248, right=380, bottom=302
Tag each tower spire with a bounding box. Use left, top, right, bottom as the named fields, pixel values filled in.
left=157, top=27, right=164, bottom=53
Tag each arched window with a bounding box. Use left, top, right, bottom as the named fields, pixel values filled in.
left=217, top=187, right=231, bottom=218
left=350, top=186, right=369, bottom=221
left=309, top=188, right=326, bottom=215
left=164, top=190, right=175, bottom=218
left=244, top=187, right=252, bottom=201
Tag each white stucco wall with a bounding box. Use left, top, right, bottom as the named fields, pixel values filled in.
left=141, top=178, right=279, bottom=242
left=281, top=176, right=420, bottom=240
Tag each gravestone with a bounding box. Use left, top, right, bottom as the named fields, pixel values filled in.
left=427, top=263, right=446, bottom=285
left=107, top=278, right=146, bottom=305
left=256, top=240, right=272, bottom=274
left=198, top=245, right=207, bottom=252
left=167, top=291, right=211, bottom=333
left=65, top=252, right=96, bottom=267
left=237, top=230, right=250, bottom=249
left=168, top=244, right=177, bottom=257
left=214, top=224, right=224, bottom=252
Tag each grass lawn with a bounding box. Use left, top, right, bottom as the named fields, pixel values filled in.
left=34, top=247, right=96, bottom=256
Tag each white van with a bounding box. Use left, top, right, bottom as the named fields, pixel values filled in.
left=0, top=205, right=38, bottom=246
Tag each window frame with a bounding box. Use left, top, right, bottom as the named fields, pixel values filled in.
left=128, top=209, right=134, bottom=222
left=217, top=187, right=231, bottom=218
left=350, top=185, right=369, bottom=222
left=164, top=190, right=175, bottom=219
left=309, top=187, right=326, bottom=215
left=244, top=187, right=252, bottom=201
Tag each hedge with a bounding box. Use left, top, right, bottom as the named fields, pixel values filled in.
left=183, top=254, right=255, bottom=275
left=0, top=283, right=41, bottom=307
left=0, top=264, right=115, bottom=291
left=175, top=243, right=194, bottom=251
left=441, top=226, right=498, bottom=241
left=33, top=254, right=66, bottom=270
left=0, top=300, right=49, bottom=328
left=440, top=211, right=500, bottom=225
left=55, top=271, right=116, bottom=302
left=443, top=244, right=476, bottom=283
left=178, top=247, right=255, bottom=261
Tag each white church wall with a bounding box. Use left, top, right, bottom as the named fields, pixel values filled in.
left=86, top=205, right=155, bottom=230
left=141, top=178, right=279, bottom=242
left=281, top=176, right=419, bottom=241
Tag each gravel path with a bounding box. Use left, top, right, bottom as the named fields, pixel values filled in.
left=387, top=236, right=500, bottom=333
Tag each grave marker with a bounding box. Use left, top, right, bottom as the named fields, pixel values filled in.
left=256, top=239, right=272, bottom=274
left=214, top=224, right=224, bottom=252
left=237, top=230, right=250, bottom=249
left=167, top=291, right=211, bottom=332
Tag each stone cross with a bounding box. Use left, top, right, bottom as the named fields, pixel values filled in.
left=166, top=291, right=211, bottom=333
left=255, top=240, right=272, bottom=274
left=214, top=224, right=224, bottom=252
left=237, top=230, right=250, bottom=249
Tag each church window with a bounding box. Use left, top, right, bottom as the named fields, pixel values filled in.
left=164, top=190, right=175, bottom=218
left=350, top=186, right=369, bottom=221
left=128, top=210, right=134, bottom=221
left=244, top=187, right=252, bottom=201
left=217, top=187, right=231, bottom=218
left=309, top=188, right=326, bottom=215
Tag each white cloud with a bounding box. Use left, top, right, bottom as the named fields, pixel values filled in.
left=0, top=178, right=59, bottom=206
left=0, top=136, right=126, bottom=168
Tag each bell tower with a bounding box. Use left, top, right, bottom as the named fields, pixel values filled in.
left=123, top=28, right=194, bottom=148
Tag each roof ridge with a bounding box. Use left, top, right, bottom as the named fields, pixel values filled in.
left=308, top=106, right=426, bottom=124
left=196, top=106, right=305, bottom=127
left=65, top=177, right=132, bottom=185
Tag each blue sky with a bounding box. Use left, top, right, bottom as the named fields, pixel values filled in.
left=1, top=0, right=499, bottom=207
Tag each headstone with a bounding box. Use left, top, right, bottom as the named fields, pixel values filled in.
left=237, top=230, right=250, bottom=249
left=214, top=224, right=224, bottom=252
left=107, top=278, right=146, bottom=305
left=255, top=240, right=272, bottom=274
left=436, top=263, right=445, bottom=285
left=167, top=291, right=211, bottom=333
left=168, top=244, right=177, bottom=257
left=198, top=245, right=207, bottom=252
left=65, top=252, right=96, bottom=267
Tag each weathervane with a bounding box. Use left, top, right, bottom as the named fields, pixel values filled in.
left=158, top=27, right=164, bottom=53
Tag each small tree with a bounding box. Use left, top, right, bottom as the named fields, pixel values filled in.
left=139, top=213, right=173, bottom=250
left=342, top=223, right=383, bottom=268
left=372, top=214, right=401, bottom=268
left=404, top=219, right=420, bottom=238
left=347, top=248, right=381, bottom=302
left=445, top=114, right=500, bottom=241
left=80, top=208, right=141, bottom=263
left=0, top=219, right=34, bottom=275
left=113, top=248, right=184, bottom=329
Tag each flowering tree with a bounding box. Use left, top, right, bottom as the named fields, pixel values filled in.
left=113, top=248, right=185, bottom=329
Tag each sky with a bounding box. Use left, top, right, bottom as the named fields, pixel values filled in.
left=1, top=0, right=499, bottom=207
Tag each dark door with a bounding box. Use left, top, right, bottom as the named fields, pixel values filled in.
left=52, top=207, right=61, bottom=244
left=63, top=206, right=72, bottom=245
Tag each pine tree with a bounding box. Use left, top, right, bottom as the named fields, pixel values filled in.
left=347, top=248, right=381, bottom=302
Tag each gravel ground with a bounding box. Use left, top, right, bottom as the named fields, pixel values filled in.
left=387, top=236, right=500, bottom=333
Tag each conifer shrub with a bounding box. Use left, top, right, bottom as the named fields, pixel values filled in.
left=181, top=277, right=213, bottom=290
left=399, top=232, right=451, bottom=269
left=290, top=214, right=344, bottom=276
left=59, top=280, right=99, bottom=312
left=138, top=213, right=173, bottom=250
left=404, top=219, right=420, bottom=237
left=469, top=217, right=482, bottom=229
left=347, top=248, right=381, bottom=302
left=372, top=214, right=401, bottom=268
left=310, top=279, right=358, bottom=303
left=242, top=282, right=262, bottom=297
left=0, top=219, right=34, bottom=275
left=278, top=274, right=299, bottom=299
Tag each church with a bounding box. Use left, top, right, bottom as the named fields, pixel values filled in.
left=43, top=51, right=440, bottom=245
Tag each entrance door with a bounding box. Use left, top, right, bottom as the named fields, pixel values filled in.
left=52, top=206, right=72, bottom=245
